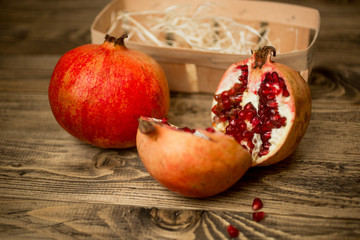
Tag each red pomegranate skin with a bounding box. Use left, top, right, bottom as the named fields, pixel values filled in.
left=48, top=35, right=170, bottom=148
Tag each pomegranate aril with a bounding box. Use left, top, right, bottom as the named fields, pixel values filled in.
left=238, top=110, right=246, bottom=118
left=266, top=100, right=277, bottom=108
left=161, top=118, right=169, bottom=124
left=282, top=88, right=290, bottom=97
left=270, top=114, right=280, bottom=122
left=229, top=96, right=237, bottom=105
left=262, top=141, right=271, bottom=149
left=279, top=117, right=287, bottom=126
left=242, top=131, right=253, bottom=140
left=227, top=225, right=239, bottom=238
left=206, top=127, right=215, bottom=133
left=266, top=94, right=275, bottom=100
left=253, top=211, right=266, bottom=222
left=222, top=98, right=232, bottom=110
left=233, top=83, right=242, bottom=91
left=244, top=102, right=256, bottom=111
left=229, top=118, right=237, bottom=126
left=247, top=139, right=255, bottom=150
left=211, top=105, right=219, bottom=115
left=271, top=72, right=279, bottom=82
left=264, top=82, right=272, bottom=89
left=261, top=88, right=272, bottom=96
left=252, top=125, right=261, bottom=134
left=262, top=131, right=271, bottom=140
left=278, top=77, right=285, bottom=88
left=245, top=111, right=256, bottom=121
left=252, top=198, right=263, bottom=211
left=219, top=115, right=228, bottom=122
left=181, top=127, right=195, bottom=133
left=234, top=95, right=243, bottom=103
left=251, top=117, right=261, bottom=127
left=238, top=121, right=247, bottom=131
left=259, top=149, right=269, bottom=157
left=221, top=90, right=229, bottom=99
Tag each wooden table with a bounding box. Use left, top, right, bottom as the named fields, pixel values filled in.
left=1, top=0, right=359, bottom=239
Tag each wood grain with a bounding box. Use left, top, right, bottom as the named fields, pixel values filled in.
left=0, top=0, right=360, bottom=239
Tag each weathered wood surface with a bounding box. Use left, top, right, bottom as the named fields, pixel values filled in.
left=0, top=0, right=359, bottom=239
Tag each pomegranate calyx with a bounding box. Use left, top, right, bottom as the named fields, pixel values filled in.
left=104, top=33, right=128, bottom=47
left=252, top=46, right=276, bottom=69
left=138, top=118, right=157, bottom=134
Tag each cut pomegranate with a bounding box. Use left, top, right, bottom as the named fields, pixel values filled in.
left=252, top=198, right=263, bottom=211
left=252, top=211, right=266, bottom=222
left=227, top=225, right=239, bottom=238
left=212, top=46, right=311, bottom=166
left=136, top=117, right=252, bottom=198
left=135, top=46, right=311, bottom=198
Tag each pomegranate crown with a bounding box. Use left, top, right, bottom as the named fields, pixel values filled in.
left=104, top=33, right=128, bottom=47
left=252, top=46, right=276, bottom=69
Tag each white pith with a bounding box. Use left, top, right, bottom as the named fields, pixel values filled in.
left=212, top=62, right=294, bottom=163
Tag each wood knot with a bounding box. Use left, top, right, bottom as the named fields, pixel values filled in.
left=93, top=151, right=119, bottom=169
left=145, top=208, right=203, bottom=231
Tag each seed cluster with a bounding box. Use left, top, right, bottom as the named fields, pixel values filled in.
left=212, top=65, right=290, bottom=157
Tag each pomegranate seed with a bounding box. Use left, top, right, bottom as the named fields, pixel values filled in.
left=279, top=116, right=287, bottom=126
left=206, top=127, right=215, bottom=133
left=278, top=77, right=285, bottom=88
left=259, top=149, right=269, bottom=157
left=265, top=72, right=272, bottom=81
left=262, top=131, right=271, bottom=140
left=221, top=90, right=229, bottom=99
left=227, top=225, right=239, bottom=238
left=252, top=198, right=263, bottom=211
left=264, top=82, right=272, bottom=89
left=270, top=114, right=280, bottom=122
left=242, top=131, right=253, bottom=140
left=245, top=111, right=256, bottom=121
left=219, top=115, right=228, bottom=122
left=266, top=100, right=277, bottom=108
left=253, top=211, right=266, bottom=222
left=229, top=96, right=236, bottom=105
left=222, top=98, right=231, bottom=110
left=251, top=117, right=261, bottom=127
left=211, top=105, right=219, bottom=114
left=282, top=88, right=290, bottom=97
left=233, top=82, right=242, bottom=90
left=161, top=118, right=169, bottom=124
left=229, top=118, right=236, bottom=126
left=266, top=94, right=275, bottom=100
left=247, top=139, right=255, bottom=149
left=244, top=102, right=255, bottom=111
left=252, top=125, right=261, bottom=133
left=262, top=141, right=271, bottom=149
left=238, top=121, right=247, bottom=131
left=271, top=72, right=279, bottom=82
left=181, top=127, right=195, bottom=133
left=238, top=110, right=246, bottom=118
left=234, top=95, right=243, bottom=103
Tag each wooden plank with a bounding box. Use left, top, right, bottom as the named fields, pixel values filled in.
left=0, top=197, right=359, bottom=240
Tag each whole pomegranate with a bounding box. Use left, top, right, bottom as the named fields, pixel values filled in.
left=48, top=34, right=170, bottom=148
left=136, top=117, right=252, bottom=198
left=212, top=46, right=311, bottom=166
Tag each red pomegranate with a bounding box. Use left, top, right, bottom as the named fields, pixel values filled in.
left=212, top=46, right=311, bottom=166
left=48, top=34, right=170, bottom=148
left=136, top=117, right=252, bottom=198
